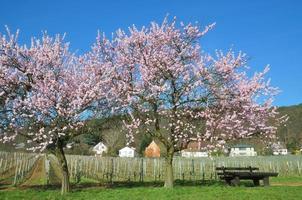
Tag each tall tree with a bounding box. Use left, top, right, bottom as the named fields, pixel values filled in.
left=0, top=30, right=112, bottom=194
left=103, top=17, right=286, bottom=187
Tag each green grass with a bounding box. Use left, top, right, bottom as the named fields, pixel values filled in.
left=0, top=177, right=301, bottom=200
left=1, top=185, right=302, bottom=200
left=270, top=176, right=302, bottom=183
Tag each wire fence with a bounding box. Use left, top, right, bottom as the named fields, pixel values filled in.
left=0, top=151, right=40, bottom=185
left=65, top=155, right=302, bottom=182
left=1, top=151, right=302, bottom=185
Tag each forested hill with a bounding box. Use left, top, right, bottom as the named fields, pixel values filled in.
left=276, top=104, right=302, bottom=151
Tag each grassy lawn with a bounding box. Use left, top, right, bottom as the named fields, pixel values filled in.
left=0, top=177, right=302, bottom=200
left=1, top=185, right=302, bottom=200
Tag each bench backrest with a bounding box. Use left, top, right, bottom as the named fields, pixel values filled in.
left=216, top=166, right=259, bottom=173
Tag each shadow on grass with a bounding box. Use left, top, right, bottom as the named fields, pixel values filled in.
left=0, top=179, right=259, bottom=191
left=107, top=179, right=225, bottom=188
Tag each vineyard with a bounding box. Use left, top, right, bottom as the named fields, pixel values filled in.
left=1, top=151, right=302, bottom=187
left=0, top=152, right=39, bottom=186
left=66, top=154, right=302, bottom=183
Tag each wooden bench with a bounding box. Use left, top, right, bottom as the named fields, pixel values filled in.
left=216, top=166, right=278, bottom=186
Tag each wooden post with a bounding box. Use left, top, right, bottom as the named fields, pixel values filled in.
left=3, top=159, right=7, bottom=173
left=45, top=156, right=50, bottom=185
left=153, top=159, right=156, bottom=182
left=231, top=176, right=240, bottom=186
left=263, top=177, right=270, bottom=186
left=13, top=160, right=19, bottom=186
left=139, top=158, right=144, bottom=182
left=110, top=158, right=114, bottom=184
left=20, top=159, right=24, bottom=181
left=0, top=158, right=3, bottom=173
left=191, top=159, right=195, bottom=181
left=253, top=179, right=260, bottom=186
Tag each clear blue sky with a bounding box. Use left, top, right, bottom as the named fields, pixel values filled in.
left=1, top=0, right=301, bottom=106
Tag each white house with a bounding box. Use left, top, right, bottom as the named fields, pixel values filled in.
left=229, top=144, right=257, bottom=157
left=15, top=143, right=25, bottom=149
left=92, top=142, right=108, bottom=156
left=119, top=146, right=136, bottom=157
left=273, top=149, right=288, bottom=155
left=66, top=142, right=74, bottom=149
left=271, top=142, right=288, bottom=155
left=181, top=151, right=208, bottom=158
left=181, top=141, right=209, bottom=158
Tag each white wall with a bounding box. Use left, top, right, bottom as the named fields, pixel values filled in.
left=229, top=147, right=257, bottom=157
left=181, top=151, right=208, bottom=158
left=119, top=147, right=135, bottom=157
left=93, top=143, right=108, bottom=155
left=273, top=149, right=288, bottom=155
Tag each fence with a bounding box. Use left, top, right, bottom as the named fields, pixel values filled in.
left=0, top=151, right=39, bottom=185
left=1, top=151, right=302, bottom=184
left=66, top=155, right=302, bottom=182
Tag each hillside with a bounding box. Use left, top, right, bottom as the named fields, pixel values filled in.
left=62, top=103, right=302, bottom=154
left=276, top=104, right=302, bottom=151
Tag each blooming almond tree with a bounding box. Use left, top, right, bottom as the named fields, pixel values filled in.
left=104, top=17, right=285, bottom=187
left=0, top=31, right=112, bottom=194
left=0, top=28, right=36, bottom=130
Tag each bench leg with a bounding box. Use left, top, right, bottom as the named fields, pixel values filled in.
left=225, top=179, right=232, bottom=185
left=253, top=179, right=260, bottom=186
left=263, top=177, right=270, bottom=186
left=231, top=176, right=240, bottom=186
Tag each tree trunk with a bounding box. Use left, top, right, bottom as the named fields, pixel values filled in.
left=164, top=150, right=174, bottom=188
left=55, top=144, right=70, bottom=194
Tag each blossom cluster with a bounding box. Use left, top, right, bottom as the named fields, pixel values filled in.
left=0, top=30, right=111, bottom=151
left=101, top=17, right=285, bottom=150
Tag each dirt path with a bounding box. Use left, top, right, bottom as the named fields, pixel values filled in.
left=20, top=154, right=63, bottom=186
left=20, top=157, right=46, bottom=186
left=48, top=154, right=62, bottom=185
left=0, top=155, right=63, bottom=190
left=272, top=183, right=302, bottom=186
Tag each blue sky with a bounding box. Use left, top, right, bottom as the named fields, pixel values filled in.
left=1, top=0, right=301, bottom=106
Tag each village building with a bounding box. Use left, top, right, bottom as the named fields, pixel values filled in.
left=15, top=142, right=25, bottom=149
left=273, top=149, right=288, bottom=155
left=66, top=142, right=74, bottom=149
left=145, top=140, right=161, bottom=157
left=181, top=140, right=209, bottom=158
left=92, top=142, right=108, bottom=156
left=119, top=146, right=136, bottom=157
left=271, top=142, right=288, bottom=155
left=229, top=144, right=257, bottom=157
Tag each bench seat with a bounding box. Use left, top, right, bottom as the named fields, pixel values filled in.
left=216, top=166, right=278, bottom=186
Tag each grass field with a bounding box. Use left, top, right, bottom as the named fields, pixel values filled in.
left=1, top=185, right=302, bottom=200
left=1, top=177, right=302, bottom=200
